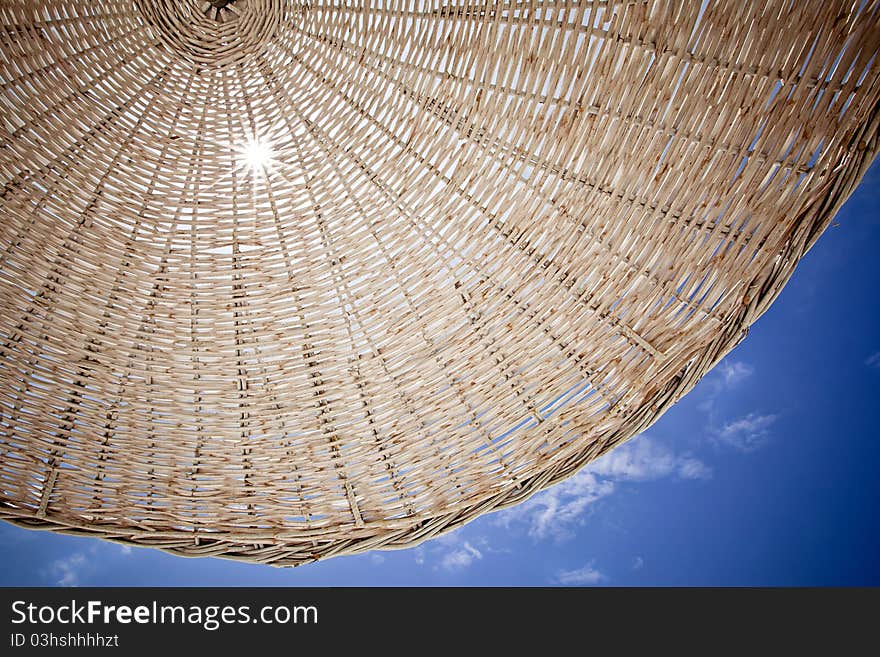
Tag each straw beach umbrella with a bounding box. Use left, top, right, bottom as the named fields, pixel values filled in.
left=1, top=0, right=878, bottom=565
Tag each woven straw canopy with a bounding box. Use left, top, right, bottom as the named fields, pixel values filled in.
left=1, top=1, right=879, bottom=566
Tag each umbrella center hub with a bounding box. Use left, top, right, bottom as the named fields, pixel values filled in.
left=135, top=0, right=296, bottom=68
left=206, top=0, right=239, bottom=23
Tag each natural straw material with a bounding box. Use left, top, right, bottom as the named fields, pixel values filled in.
left=1, top=1, right=879, bottom=566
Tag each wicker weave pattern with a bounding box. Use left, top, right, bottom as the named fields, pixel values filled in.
left=1, top=0, right=878, bottom=565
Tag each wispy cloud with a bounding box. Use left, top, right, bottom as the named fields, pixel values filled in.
left=632, top=556, right=644, bottom=571
left=699, top=359, right=755, bottom=418
left=413, top=547, right=425, bottom=566
left=495, top=435, right=709, bottom=541
left=866, top=352, right=880, bottom=369
left=413, top=530, right=494, bottom=572
left=45, top=552, right=87, bottom=587
left=590, top=437, right=712, bottom=481
left=41, top=539, right=135, bottom=586
left=495, top=470, right=614, bottom=541
left=714, top=413, right=779, bottom=452
left=718, top=360, right=755, bottom=387
left=439, top=541, right=483, bottom=571
left=700, top=359, right=779, bottom=452
left=554, top=563, right=604, bottom=586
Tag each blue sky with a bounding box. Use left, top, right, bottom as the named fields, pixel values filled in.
left=1, top=161, right=878, bottom=587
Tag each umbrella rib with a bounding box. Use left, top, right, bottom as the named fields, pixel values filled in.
left=281, top=40, right=668, bottom=361
left=253, top=61, right=629, bottom=488
left=236, top=61, right=367, bottom=529
left=29, top=66, right=174, bottom=519
left=220, top=67, right=315, bottom=535
left=0, top=57, right=174, bottom=268
left=287, top=33, right=674, bottom=347
left=263, top=53, right=560, bottom=450
left=229, top=63, right=322, bottom=536
left=256, top=54, right=468, bottom=518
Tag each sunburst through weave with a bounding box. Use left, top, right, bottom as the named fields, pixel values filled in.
left=1, top=0, right=879, bottom=565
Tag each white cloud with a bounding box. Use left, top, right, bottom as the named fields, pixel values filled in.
left=677, top=457, right=713, bottom=480
left=369, top=553, right=386, bottom=565
left=590, top=438, right=712, bottom=481
left=699, top=359, right=755, bottom=418
left=495, top=435, right=710, bottom=541
left=439, top=541, right=482, bottom=571
left=495, top=470, right=615, bottom=541
left=417, top=532, right=511, bottom=571
left=866, top=352, right=880, bottom=369
left=41, top=540, right=137, bottom=586
left=555, top=563, right=604, bottom=586
left=718, top=360, right=754, bottom=386
left=700, top=359, right=779, bottom=453
left=715, top=413, right=779, bottom=452
left=46, top=552, right=87, bottom=587
left=632, top=556, right=644, bottom=571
